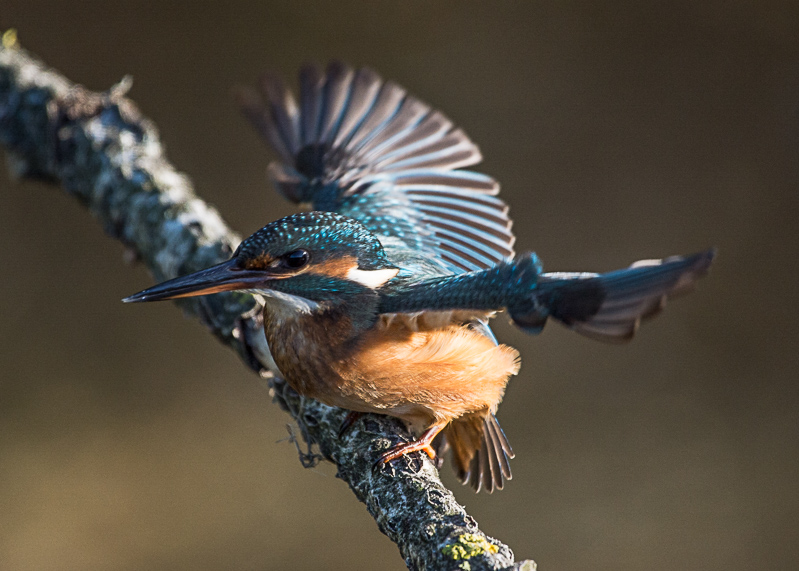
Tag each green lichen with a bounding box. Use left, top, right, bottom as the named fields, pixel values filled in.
left=2, top=29, right=18, bottom=50
left=441, top=533, right=499, bottom=563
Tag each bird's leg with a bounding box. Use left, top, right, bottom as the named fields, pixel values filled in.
left=338, top=411, right=364, bottom=438
left=376, top=421, right=448, bottom=467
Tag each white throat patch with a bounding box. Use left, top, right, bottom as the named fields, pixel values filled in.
left=345, top=267, right=399, bottom=289
left=248, top=289, right=319, bottom=315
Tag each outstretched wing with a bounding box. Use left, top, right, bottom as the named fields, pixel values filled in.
left=509, top=249, right=716, bottom=342
left=238, top=62, right=515, bottom=273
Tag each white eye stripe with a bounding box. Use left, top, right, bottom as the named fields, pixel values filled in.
left=345, top=267, right=399, bottom=288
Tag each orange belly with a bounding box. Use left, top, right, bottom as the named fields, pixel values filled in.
left=327, top=322, right=520, bottom=431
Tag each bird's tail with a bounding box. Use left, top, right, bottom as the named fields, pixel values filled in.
left=441, top=412, right=514, bottom=493
left=508, top=249, right=716, bottom=342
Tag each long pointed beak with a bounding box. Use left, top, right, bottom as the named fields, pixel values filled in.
left=123, top=259, right=267, bottom=303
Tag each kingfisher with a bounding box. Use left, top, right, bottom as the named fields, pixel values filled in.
left=124, top=62, right=715, bottom=492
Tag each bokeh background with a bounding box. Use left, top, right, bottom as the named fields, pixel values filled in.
left=1, top=2, right=797, bottom=570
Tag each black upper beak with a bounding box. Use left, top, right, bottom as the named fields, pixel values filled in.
left=123, top=259, right=268, bottom=303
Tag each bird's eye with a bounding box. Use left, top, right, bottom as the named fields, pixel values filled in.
left=283, top=249, right=310, bottom=269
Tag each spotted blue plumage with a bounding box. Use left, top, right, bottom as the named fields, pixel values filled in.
left=236, top=211, right=391, bottom=270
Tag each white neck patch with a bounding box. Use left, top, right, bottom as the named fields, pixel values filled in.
left=248, top=289, right=320, bottom=315
left=345, top=267, right=399, bottom=289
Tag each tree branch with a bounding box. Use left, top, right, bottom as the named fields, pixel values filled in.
left=0, top=39, right=536, bottom=571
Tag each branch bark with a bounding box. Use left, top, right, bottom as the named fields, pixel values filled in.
left=0, top=39, right=536, bottom=571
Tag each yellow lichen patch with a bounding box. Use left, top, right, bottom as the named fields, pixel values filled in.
left=2, top=29, right=18, bottom=49
left=441, top=533, right=499, bottom=562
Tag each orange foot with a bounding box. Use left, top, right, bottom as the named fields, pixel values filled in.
left=375, top=422, right=446, bottom=468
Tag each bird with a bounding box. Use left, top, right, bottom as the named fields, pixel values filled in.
left=124, top=62, right=715, bottom=492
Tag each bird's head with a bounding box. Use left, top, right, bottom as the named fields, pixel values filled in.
left=123, top=212, right=399, bottom=310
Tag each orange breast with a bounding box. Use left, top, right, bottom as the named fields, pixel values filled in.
left=329, top=322, right=520, bottom=431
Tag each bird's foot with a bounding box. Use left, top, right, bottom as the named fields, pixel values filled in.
left=373, top=422, right=446, bottom=470
left=376, top=441, right=437, bottom=466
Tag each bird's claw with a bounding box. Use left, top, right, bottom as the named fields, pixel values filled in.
left=372, top=441, right=437, bottom=473
left=338, top=411, right=364, bottom=439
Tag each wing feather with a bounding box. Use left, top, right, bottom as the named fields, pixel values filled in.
left=299, top=64, right=324, bottom=146
left=317, top=62, right=355, bottom=145
left=332, top=68, right=384, bottom=149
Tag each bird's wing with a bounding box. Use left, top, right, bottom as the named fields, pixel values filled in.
left=238, top=62, right=515, bottom=273
left=510, top=250, right=716, bottom=342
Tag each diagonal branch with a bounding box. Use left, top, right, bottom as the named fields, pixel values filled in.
left=0, top=39, right=536, bottom=571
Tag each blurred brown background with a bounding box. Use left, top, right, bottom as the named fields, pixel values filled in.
left=1, top=2, right=797, bottom=570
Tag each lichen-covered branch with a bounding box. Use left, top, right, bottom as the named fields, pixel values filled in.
left=0, top=38, right=536, bottom=571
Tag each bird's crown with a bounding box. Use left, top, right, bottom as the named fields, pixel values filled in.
left=232, top=211, right=398, bottom=288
